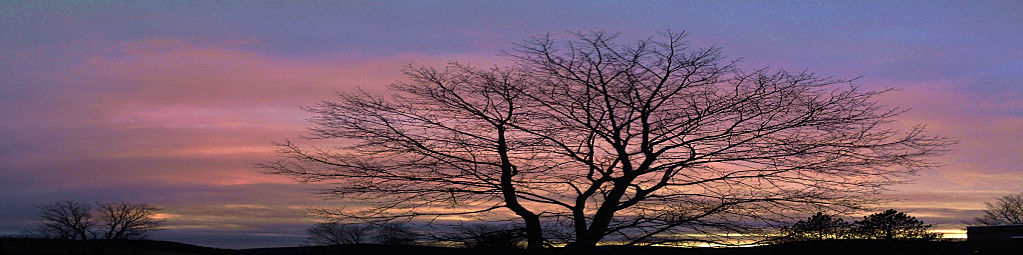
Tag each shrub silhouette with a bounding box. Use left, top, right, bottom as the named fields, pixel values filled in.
left=374, top=222, right=419, bottom=245
left=305, top=222, right=373, bottom=245
left=852, top=209, right=939, bottom=240
left=451, top=224, right=526, bottom=249
left=781, top=212, right=852, bottom=242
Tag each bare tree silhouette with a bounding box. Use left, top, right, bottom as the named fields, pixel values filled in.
left=95, top=202, right=163, bottom=240
left=264, top=31, right=951, bottom=252
left=975, top=192, right=1023, bottom=225
left=36, top=201, right=97, bottom=240
left=34, top=201, right=163, bottom=240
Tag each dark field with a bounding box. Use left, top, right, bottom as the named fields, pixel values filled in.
left=2, top=238, right=1020, bottom=255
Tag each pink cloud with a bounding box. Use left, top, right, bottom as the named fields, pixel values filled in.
left=5, top=38, right=508, bottom=189
left=859, top=80, right=1023, bottom=226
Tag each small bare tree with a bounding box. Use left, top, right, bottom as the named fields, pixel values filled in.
left=975, top=192, right=1023, bottom=225
left=34, top=201, right=163, bottom=240
left=95, top=202, right=163, bottom=240
left=265, top=31, right=951, bottom=252
left=36, top=201, right=96, bottom=240
left=306, top=222, right=373, bottom=245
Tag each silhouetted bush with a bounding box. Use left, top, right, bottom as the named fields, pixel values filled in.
left=778, top=212, right=852, bottom=242
left=851, top=209, right=939, bottom=240
left=374, top=222, right=420, bottom=245
left=448, top=223, right=526, bottom=249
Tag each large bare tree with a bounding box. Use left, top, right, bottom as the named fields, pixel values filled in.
left=264, top=31, right=950, bottom=252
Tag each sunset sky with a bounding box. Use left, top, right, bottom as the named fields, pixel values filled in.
left=1, top=0, right=1021, bottom=248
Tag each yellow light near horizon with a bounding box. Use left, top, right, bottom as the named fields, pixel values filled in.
left=932, top=229, right=968, bottom=239
left=150, top=213, right=177, bottom=220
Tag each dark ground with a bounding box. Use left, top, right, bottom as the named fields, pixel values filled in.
left=2, top=238, right=1020, bottom=255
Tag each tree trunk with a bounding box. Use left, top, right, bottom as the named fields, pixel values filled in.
left=496, top=126, right=545, bottom=253
left=522, top=214, right=544, bottom=253
left=572, top=179, right=632, bottom=251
